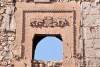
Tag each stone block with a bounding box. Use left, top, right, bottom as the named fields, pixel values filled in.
left=81, top=2, right=100, bottom=15
left=12, top=45, right=22, bottom=58
left=4, top=51, right=13, bottom=60
left=85, top=39, right=100, bottom=49
left=85, top=57, right=100, bottom=67
left=95, top=49, right=100, bottom=57
left=81, top=2, right=91, bottom=11
left=85, top=48, right=100, bottom=58
left=83, top=26, right=100, bottom=39
left=85, top=58, right=97, bottom=67
left=85, top=48, right=96, bottom=58
left=82, top=15, right=100, bottom=26
left=10, top=15, right=16, bottom=32
left=95, top=58, right=100, bottom=67
left=94, top=39, right=100, bottom=49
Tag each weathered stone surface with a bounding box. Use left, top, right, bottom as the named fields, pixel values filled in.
left=0, top=46, right=3, bottom=51
left=1, top=61, right=8, bottom=66
left=0, top=9, right=5, bottom=14
left=0, top=55, right=4, bottom=60
left=0, top=0, right=17, bottom=66
left=85, top=48, right=100, bottom=58
left=5, top=6, right=13, bottom=15
left=85, top=48, right=96, bottom=57
left=82, top=15, right=100, bottom=26
left=12, top=45, right=22, bottom=58
left=85, top=57, right=100, bottom=67
left=0, top=15, right=3, bottom=21
left=81, top=2, right=100, bottom=67
left=0, top=0, right=6, bottom=7
left=1, top=51, right=8, bottom=56
left=81, top=2, right=100, bottom=15
left=10, top=15, right=16, bottom=31
left=1, top=14, right=10, bottom=31
left=3, top=51, right=13, bottom=60
left=6, top=0, right=13, bottom=3
left=34, top=0, right=50, bottom=2
left=1, top=0, right=100, bottom=67
left=85, top=39, right=100, bottom=48
left=8, top=37, right=15, bottom=41
left=95, top=49, right=100, bottom=57
left=83, top=26, right=100, bottom=39
left=0, top=1, right=15, bottom=31
left=85, top=58, right=97, bottom=67
left=1, top=42, right=7, bottom=46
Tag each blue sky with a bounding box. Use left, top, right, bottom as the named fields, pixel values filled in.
left=34, top=36, right=63, bottom=61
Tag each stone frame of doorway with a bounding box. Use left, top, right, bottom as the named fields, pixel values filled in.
left=15, top=2, right=80, bottom=67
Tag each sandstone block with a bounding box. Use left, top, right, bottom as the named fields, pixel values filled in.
left=85, top=39, right=100, bottom=49
left=95, top=49, right=100, bottom=57
left=85, top=48, right=96, bottom=57
left=85, top=58, right=97, bottom=67
left=83, top=27, right=100, bottom=39
left=82, top=15, right=100, bottom=26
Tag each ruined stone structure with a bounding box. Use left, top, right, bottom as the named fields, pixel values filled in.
left=0, top=0, right=100, bottom=67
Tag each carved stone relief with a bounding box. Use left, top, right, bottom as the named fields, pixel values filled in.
left=30, top=16, right=69, bottom=28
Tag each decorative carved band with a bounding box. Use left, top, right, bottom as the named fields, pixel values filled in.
left=30, top=16, right=69, bottom=28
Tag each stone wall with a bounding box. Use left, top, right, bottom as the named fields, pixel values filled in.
left=80, top=2, right=100, bottom=67
left=1, top=0, right=100, bottom=67
left=0, top=0, right=16, bottom=67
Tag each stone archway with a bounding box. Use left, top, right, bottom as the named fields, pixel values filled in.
left=15, top=2, right=80, bottom=67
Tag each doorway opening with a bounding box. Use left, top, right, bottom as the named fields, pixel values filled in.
left=32, top=34, right=63, bottom=66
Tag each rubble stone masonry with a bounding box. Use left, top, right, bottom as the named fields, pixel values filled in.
left=0, top=0, right=16, bottom=67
